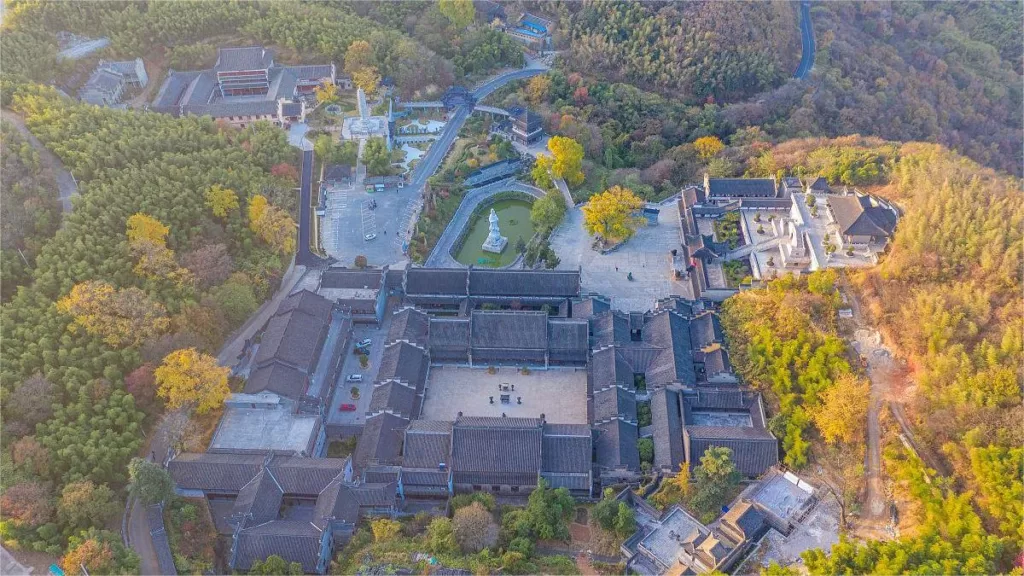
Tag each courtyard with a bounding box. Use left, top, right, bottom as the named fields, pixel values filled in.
left=420, top=365, right=588, bottom=424
left=320, top=179, right=422, bottom=267
left=550, top=199, right=693, bottom=311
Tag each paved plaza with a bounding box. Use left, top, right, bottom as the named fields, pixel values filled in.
left=321, top=180, right=422, bottom=267
left=421, top=365, right=588, bottom=424
left=550, top=199, right=692, bottom=311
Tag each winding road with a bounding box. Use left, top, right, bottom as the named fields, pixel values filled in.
left=795, top=1, right=815, bottom=79
left=425, top=178, right=547, bottom=267
left=3, top=111, right=79, bottom=213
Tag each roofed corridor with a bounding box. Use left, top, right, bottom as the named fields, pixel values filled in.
left=420, top=365, right=588, bottom=424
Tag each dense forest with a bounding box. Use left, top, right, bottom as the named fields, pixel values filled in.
left=722, top=138, right=1022, bottom=573
left=0, top=82, right=297, bottom=557
left=721, top=1, right=1023, bottom=176
left=563, top=0, right=800, bottom=103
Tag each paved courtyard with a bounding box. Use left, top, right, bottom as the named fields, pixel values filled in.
left=421, top=365, right=588, bottom=424
left=550, top=199, right=692, bottom=312
left=321, top=180, right=421, bottom=267
left=325, top=311, right=394, bottom=427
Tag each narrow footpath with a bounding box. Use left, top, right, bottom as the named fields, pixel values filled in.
left=2, top=111, right=79, bottom=213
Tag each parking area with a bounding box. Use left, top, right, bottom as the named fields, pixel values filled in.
left=325, top=314, right=394, bottom=426
left=421, top=365, right=588, bottom=424
left=550, top=200, right=692, bottom=312
left=321, top=181, right=421, bottom=267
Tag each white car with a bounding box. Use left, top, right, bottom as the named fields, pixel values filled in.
left=364, top=233, right=377, bottom=241
left=346, top=374, right=363, bottom=382
left=357, top=338, right=373, bottom=348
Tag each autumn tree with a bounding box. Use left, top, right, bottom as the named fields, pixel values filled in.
left=4, top=373, right=56, bottom=437
left=351, top=66, right=381, bottom=97
left=57, top=280, right=170, bottom=348
left=343, top=40, right=374, bottom=75
left=1, top=481, right=55, bottom=528
left=128, top=457, right=175, bottom=505
left=581, top=186, right=645, bottom=245
left=155, top=348, right=230, bottom=413
left=124, top=363, right=158, bottom=413
left=548, top=136, right=585, bottom=186
left=531, top=154, right=555, bottom=190
left=11, top=436, right=51, bottom=477
left=370, top=518, right=402, bottom=542
left=62, top=529, right=139, bottom=575
left=248, top=195, right=297, bottom=255
left=693, top=136, right=725, bottom=161
left=180, top=244, right=233, bottom=289
left=250, top=555, right=303, bottom=575
left=126, top=213, right=169, bottom=245
left=812, top=374, right=870, bottom=444
left=452, top=501, right=498, bottom=552
left=58, top=481, right=121, bottom=533
left=125, top=213, right=191, bottom=284
left=426, top=517, right=458, bottom=555
left=526, top=75, right=552, bottom=106
left=204, top=185, right=239, bottom=218
left=314, top=79, right=338, bottom=104
left=439, top=0, right=475, bottom=29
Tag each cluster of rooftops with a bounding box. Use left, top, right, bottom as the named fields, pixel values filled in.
left=167, top=267, right=780, bottom=573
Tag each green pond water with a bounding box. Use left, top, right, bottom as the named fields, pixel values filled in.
left=454, top=199, right=535, bottom=267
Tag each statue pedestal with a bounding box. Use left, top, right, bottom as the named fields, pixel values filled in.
left=482, top=235, right=508, bottom=254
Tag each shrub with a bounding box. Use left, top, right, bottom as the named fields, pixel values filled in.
left=354, top=255, right=368, bottom=268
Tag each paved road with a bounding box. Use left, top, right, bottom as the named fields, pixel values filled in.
left=2, top=111, right=78, bottom=213
left=795, top=1, right=815, bottom=79
left=425, top=179, right=546, bottom=267
left=297, top=148, right=329, bottom=266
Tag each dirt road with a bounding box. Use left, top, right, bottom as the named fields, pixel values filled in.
left=2, top=111, right=79, bottom=213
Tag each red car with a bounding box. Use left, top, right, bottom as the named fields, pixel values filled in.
left=339, top=403, right=357, bottom=412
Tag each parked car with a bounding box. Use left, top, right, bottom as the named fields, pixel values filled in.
left=357, top=338, right=372, bottom=348
left=364, top=233, right=377, bottom=241
left=339, top=403, right=357, bottom=412
left=346, top=374, right=363, bottom=382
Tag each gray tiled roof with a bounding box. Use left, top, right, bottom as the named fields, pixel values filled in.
left=278, top=290, right=334, bottom=318
left=471, top=310, right=547, bottom=349
left=405, top=268, right=468, bottom=295
left=590, top=347, right=632, bottom=392
left=84, top=68, right=124, bottom=94
left=689, top=313, right=724, bottom=350
left=151, top=71, right=202, bottom=111
left=572, top=296, right=611, bottom=318
left=468, top=269, right=580, bottom=297
left=168, top=453, right=265, bottom=492
left=233, top=520, right=321, bottom=573
left=590, top=311, right=631, bottom=347
left=706, top=178, right=776, bottom=198
left=827, top=193, right=898, bottom=237
left=147, top=503, right=178, bottom=576
left=265, top=457, right=349, bottom=495
left=681, top=391, right=778, bottom=476
left=363, top=465, right=401, bottom=484
left=323, top=164, right=352, bottom=182
left=401, top=469, right=450, bottom=487
left=313, top=481, right=360, bottom=529
left=243, top=363, right=308, bottom=398
left=548, top=319, right=589, bottom=351
left=429, top=317, right=471, bottom=349
left=289, top=64, right=335, bottom=80
left=254, top=290, right=333, bottom=373
left=352, top=482, right=397, bottom=508
left=403, top=421, right=452, bottom=468
left=594, top=384, right=636, bottom=422
left=369, top=381, right=419, bottom=418
left=376, top=342, right=428, bottom=390
left=215, top=46, right=274, bottom=71
left=807, top=176, right=830, bottom=192
left=451, top=417, right=543, bottom=480
left=642, top=311, right=695, bottom=385
left=594, top=419, right=639, bottom=472
left=388, top=307, right=430, bottom=345
left=650, top=388, right=684, bottom=471
left=231, top=470, right=283, bottom=524
left=353, top=412, right=408, bottom=472
left=541, top=425, right=591, bottom=474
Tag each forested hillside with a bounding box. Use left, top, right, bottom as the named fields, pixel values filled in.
left=722, top=138, right=1022, bottom=573
left=0, top=121, right=62, bottom=302
left=0, top=0, right=520, bottom=99
left=0, top=83, right=297, bottom=556
left=722, top=1, right=1023, bottom=176
left=563, top=1, right=800, bottom=104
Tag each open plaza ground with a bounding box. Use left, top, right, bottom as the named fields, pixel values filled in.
left=420, top=365, right=588, bottom=424
left=321, top=180, right=422, bottom=267
left=550, top=199, right=693, bottom=311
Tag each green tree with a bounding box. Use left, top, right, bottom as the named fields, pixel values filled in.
left=691, top=447, right=740, bottom=517
left=426, top=517, right=458, bottom=555
left=524, top=479, right=576, bottom=541
left=57, top=481, right=121, bottom=534
left=250, top=555, right=303, bottom=575
left=530, top=190, right=567, bottom=234
left=438, top=0, right=475, bottom=29
left=363, top=137, right=392, bottom=176
left=128, top=457, right=174, bottom=505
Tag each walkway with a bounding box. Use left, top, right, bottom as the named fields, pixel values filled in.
left=424, top=178, right=546, bottom=268
left=794, top=1, right=815, bottom=79
left=724, top=235, right=784, bottom=260
left=2, top=111, right=78, bottom=213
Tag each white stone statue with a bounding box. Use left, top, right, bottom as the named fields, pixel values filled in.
left=481, top=208, right=508, bottom=253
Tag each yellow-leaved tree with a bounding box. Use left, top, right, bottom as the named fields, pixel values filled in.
left=548, top=136, right=585, bottom=187
left=343, top=40, right=374, bottom=75
left=155, top=348, right=230, bottom=414
left=56, top=280, right=169, bottom=348
left=526, top=75, right=552, bottom=106
left=438, top=0, right=475, bottom=29
left=693, top=136, right=724, bottom=161
left=205, top=185, right=239, bottom=219
left=248, top=195, right=297, bottom=255
left=581, top=186, right=645, bottom=245
left=351, top=67, right=381, bottom=98
left=126, top=213, right=169, bottom=245
left=812, top=374, right=870, bottom=444
left=314, top=79, right=338, bottom=104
